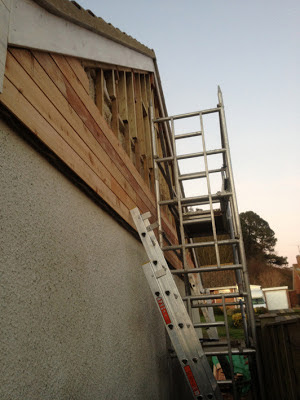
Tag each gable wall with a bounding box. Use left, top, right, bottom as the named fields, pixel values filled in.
left=0, top=47, right=180, bottom=268
left=1, top=116, right=180, bottom=399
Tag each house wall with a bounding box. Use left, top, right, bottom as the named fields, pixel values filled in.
left=0, top=118, right=190, bottom=399
left=293, top=255, right=300, bottom=294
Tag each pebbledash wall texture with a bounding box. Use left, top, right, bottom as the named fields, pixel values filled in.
left=0, top=118, right=191, bottom=399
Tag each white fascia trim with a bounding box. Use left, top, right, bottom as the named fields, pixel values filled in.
left=9, top=0, right=155, bottom=72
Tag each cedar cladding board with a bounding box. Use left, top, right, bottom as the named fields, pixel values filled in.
left=0, top=48, right=180, bottom=267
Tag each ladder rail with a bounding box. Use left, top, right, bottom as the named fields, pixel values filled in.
left=218, top=87, right=264, bottom=399
left=217, top=87, right=255, bottom=340
left=221, top=295, right=239, bottom=399
left=150, top=102, right=163, bottom=248
left=170, top=117, right=192, bottom=301
left=199, top=112, right=221, bottom=268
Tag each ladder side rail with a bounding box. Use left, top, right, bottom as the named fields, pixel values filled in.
left=169, top=117, right=192, bottom=303
left=218, top=88, right=264, bottom=400
left=157, top=123, right=176, bottom=199
left=220, top=165, right=244, bottom=294
left=221, top=170, right=244, bottom=294
left=157, top=161, right=174, bottom=198
left=153, top=71, right=174, bottom=158
left=150, top=102, right=163, bottom=248
left=153, top=119, right=184, bottom=256
left=162, top=231, right=184, bottom=264
left=178, top=171, right=218, bottom=338
left=188, top=242, right=219, bottom=340
left=199, top=113, right=221, bottom=268
left=189, top=277, right=219, bottom=340
left=221, top=295, right=239, bottom=400
left=150, top=108, right=185, bottom=262
left=217, top=90, right=256, bottom=344
left=162, top=118, right=174, bottom=158
left=171, top=112, right=223, bottom=337
left=227, top=204, right=245, bottom=293
left=156, top=157, right=184, bottom=245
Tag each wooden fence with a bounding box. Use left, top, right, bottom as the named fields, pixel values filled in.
left=256, top=311, right=300, bottom=399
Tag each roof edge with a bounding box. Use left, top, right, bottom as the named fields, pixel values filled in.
left=32, top=0, right=156, bottom=59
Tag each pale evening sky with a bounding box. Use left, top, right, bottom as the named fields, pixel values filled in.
left=76, top=0, right=300, bottom=266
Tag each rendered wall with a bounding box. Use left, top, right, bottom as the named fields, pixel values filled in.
left=0, top=118, right=181, bottom=400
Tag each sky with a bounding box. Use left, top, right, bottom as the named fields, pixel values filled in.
left=76, top=0, right=300, bottom=266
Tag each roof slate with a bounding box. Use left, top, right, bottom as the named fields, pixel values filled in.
left=33, top=0, right=156, bottom=59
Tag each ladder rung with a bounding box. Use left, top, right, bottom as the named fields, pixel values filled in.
left=155, top=148, right=226, bottom=163
left=179, top=168, right=224, bottom=181
left=217, top=380, right=233, bottom=385
left=179, top=171, right=206, bottom=181
left=182, top=292, right=248, bottom=301
left=183, top=209, right=211, bottom=216
left=155, top=156, right=173, bottom=163
left=175, top=131, right=202, bottom=140
left=177, top=148, right=226, bottom=160
left=153, top=107, right=221, bottom=123
left=192, top=301, right=245, bottom=309
left=159, top=192, right=232, bottom=207
left=202, top=341, right=229, bottom=347
left=205, top=348, right=256, bottom=356
left=194, top=322, right=225, bottom=328
left=162, top=238, right=239, bottom=251
left=171, top=264, right=243, bottom=275
left=182, top=217, right=211, bottom=225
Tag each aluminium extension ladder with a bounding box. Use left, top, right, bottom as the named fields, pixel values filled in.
left=132, top=87, right=263, bottom=399
left=131, top=207, right=222, bottom=400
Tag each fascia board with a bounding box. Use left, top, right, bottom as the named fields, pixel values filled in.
left=9, top=0, right=155, bottom=72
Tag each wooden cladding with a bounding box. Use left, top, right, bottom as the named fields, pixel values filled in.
left=84, top=64, right=154, bottom=191
left=0, top=47, right=179, bottom=267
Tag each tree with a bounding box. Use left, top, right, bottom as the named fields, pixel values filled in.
left=240, top=211, right=288, bottom=266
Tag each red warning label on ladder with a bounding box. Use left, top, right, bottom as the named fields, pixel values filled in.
left=184, top=365, right=201, bottom=397
left=156, top=297, right=171, bottom=325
